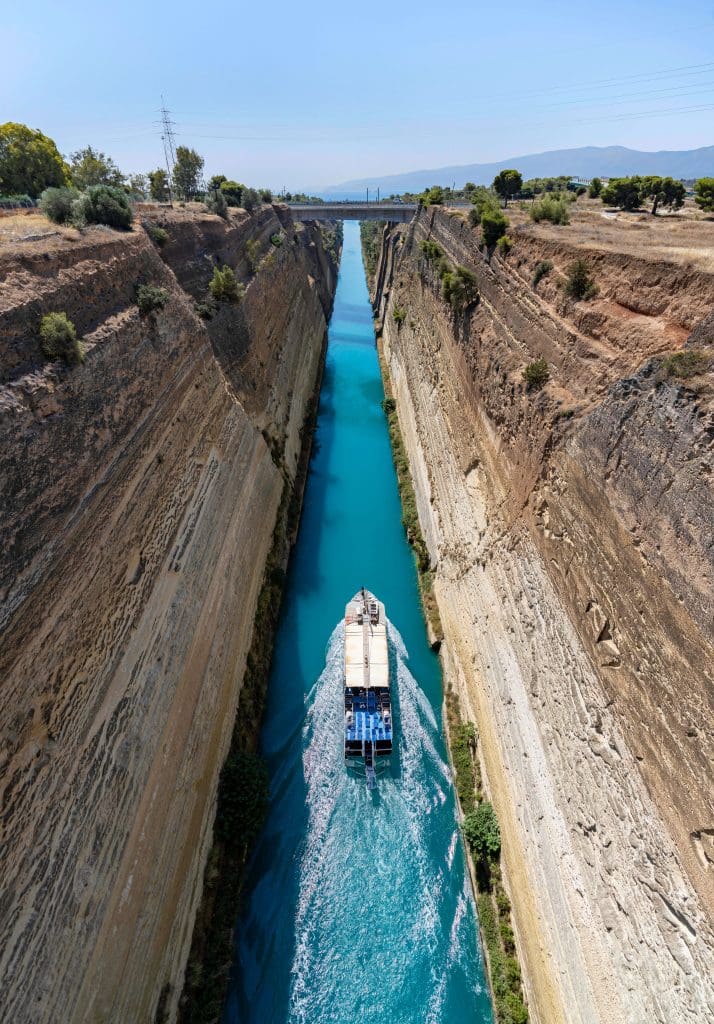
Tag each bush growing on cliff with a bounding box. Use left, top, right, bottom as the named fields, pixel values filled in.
left=660, top=349, right=707, bottom=379
left=497, top=234, right=513, bottom=255
left=39, top=186, right=79, bottom=224
left=245, top=237, right=261, bottom=272
left=481, top=207, right=509, bottom=247
left=136, top=284, right=168, bottom=316
left=39, top=312, right=84, bottom=365
left=565, top=258, right=598, bottom=300
left=442, top=265, right=478, bottom=312
left=532, top=260, right=553, bottom=287
left=209, top=265, right=244, bottom=303
left=463, top=801, right=501, bottom=864
left=241, top=187, right=260, bottom=213
left=145, top=222, right=168, bottom=247
left=522, top=357, right=549, bottom=390
left=529, top=194, right=570, bottom=225
left=73, top=184, right=133, bottom=229
left=392, top=306, right=406, bottom=326
left=419, top=238, right=443, bottom=262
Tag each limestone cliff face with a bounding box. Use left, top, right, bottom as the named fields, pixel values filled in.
left=0, top=207, right=337, bottom=1023
left=374, top=208, right=714, bottom=1024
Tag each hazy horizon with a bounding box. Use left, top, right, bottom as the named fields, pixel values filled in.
left=4, top=0, right=714, bottom=190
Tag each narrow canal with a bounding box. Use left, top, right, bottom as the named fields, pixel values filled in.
left=223, top=221, right=493, bottom=1024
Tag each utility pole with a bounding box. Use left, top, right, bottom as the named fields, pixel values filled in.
left=159, top=96, right=177, bottom=204
left=377, top=186, right=380, bottom=202
left=366, top=187, right=369, bottom=204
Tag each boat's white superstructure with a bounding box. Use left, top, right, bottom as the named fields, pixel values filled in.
left=343, top=588, right=392, bottom=789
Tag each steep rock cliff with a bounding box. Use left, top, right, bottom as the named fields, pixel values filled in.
left=0, top=206, right=337, bottom=1023
left=374, top=208, right=714, bottom=1024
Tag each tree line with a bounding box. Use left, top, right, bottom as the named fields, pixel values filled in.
left=417, top=166, right=714, bottom=215
left=0, top=121, right=274, bottom=208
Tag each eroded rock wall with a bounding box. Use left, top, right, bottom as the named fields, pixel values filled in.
left=374, top=208, right=714, bottom=1024
left=0, top=207, right=337, bottom=1023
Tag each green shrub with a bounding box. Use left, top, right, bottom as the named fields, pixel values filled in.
left=451, top=721, right=477, bottom=813
left=39, top=186, right=79, bottom=224
left=463, top=801, right=501, bottom=863
left=420, top=185, right=444, bottom=206
left=588, top=177, right=603, bottom=198
left=565, top=258, right=598, bottom=300
left=245, top=238, right=261, bottom=272
left=146, top=222, right=168, bottom=247
left=500, top=921, right=516, bottom=953
left=694, top=177, right=714, bottom=213
left=136, top=284, right=168, bottom=316
left=205, top=189, right=228, bottom=218
left=382, top=396, right=396, bottom=414
left=468, top=207, right=481, bottom=227
left=660, top=349, right=706, bottom=379
left=497, top=234, right=513, bottom=255
left=73, top=184, right=133, bottom=229
left=39, top=312, right=84, bottom=364
left=601, top=176, right=642, bottom=211
left=529, top=194, right=570, bottom=225
left=392, top=306, right=406, bottom=326
left=442, top=265, right=478, bottom=312
left=419, top=238, right=443, bottom=261
left=481, top=208, right=509, bottom=247
left=195, top=298, right=217, bottom=320
left=495, top=886, right=512, bottom=917
left=260, top=188, right=273, bottom=203
left=532, top=260, right=553, bottom=287
left=270, top=232, right=283, bottom=247
left=209, top=265, right=244, bottom=303
left=522, top=357, right=549, bottom=390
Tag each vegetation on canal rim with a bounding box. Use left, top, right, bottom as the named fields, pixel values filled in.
left=446, top=688, right=529, bottom=1024
left=39, top=312, right=85, bottom=365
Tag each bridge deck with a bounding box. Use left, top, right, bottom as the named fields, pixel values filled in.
left=288, top=203, right=418, bottom=222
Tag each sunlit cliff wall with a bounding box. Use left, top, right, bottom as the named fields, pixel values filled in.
left=373, top=207, right=714, bottom=1024
left=0, top=206, right=337, bottom=1023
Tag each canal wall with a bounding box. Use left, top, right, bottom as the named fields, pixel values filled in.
left=371, top=206, right=714, bottom=1024
left=0, top=206, right=339, bottom=1023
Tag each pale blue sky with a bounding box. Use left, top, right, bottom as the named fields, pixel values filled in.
left=3, top=0, right=714, bottom=188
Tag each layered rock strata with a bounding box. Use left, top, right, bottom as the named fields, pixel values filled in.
left=373, top=208, right=714, bottom=1024
left=0, top=206, right=337, bottom=1023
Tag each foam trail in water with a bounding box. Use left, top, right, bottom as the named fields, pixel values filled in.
left=287, top=620, right=486, bottom=1024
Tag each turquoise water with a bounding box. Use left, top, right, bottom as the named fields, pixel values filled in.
left=224, top=221, right=493, bottom=1024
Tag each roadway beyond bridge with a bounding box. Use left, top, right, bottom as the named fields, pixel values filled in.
left=288, top=202, right=418, bottom=222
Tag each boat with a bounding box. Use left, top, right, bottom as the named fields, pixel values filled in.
left=343, top=588, right=392, bottom=789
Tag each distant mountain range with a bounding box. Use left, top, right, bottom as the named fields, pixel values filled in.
left=325, top=145, right=714, bottom=194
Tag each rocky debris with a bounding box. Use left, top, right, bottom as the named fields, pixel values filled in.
left=374, top=206, right=714, bottom=1024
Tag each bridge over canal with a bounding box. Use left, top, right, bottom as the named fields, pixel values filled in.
left=288, top=202, right=418, bottom=222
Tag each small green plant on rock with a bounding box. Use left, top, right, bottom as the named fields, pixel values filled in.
left=419, top=238, right=443, bottom=262
left=659, top=349, right=706, bottom=379
left=522, top=357, right=549, bottom=391
left=270, top=232, right=283, bottom=247
left=209, top=265, right=244, bottom=303
left=497, top=234, right=513, bottom=255
left=565, top=258, right=598, bottom=300
left=205, top=190, right=228, bottom=219
left=532, top=260, right=553, bottom=287
left=145, top=222, right=168, bottom=247
left=442, top=265, right=478, bottom=312
left=392, top=306, right=406, bottom=326
left=40, top=312, right=84, bottom=364
left=245, top=238, right=261, bottom=272
left=136, top=284, right=168, bottom=316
